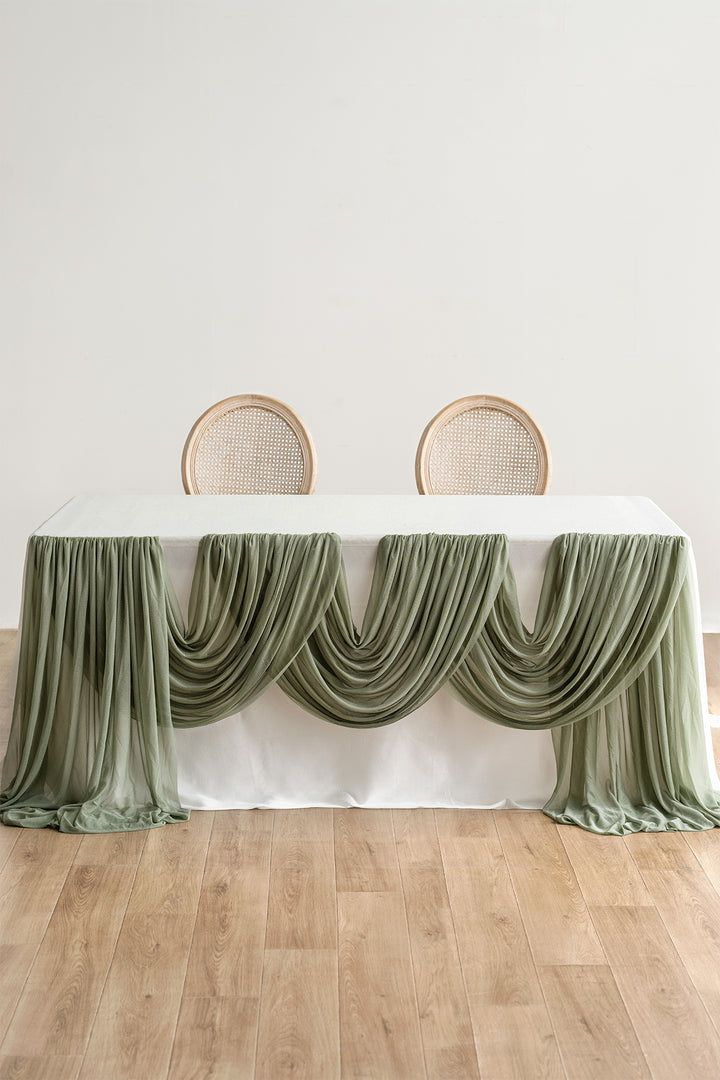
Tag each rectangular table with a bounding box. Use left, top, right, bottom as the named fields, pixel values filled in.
left=20, top=493, right=716, bottom=816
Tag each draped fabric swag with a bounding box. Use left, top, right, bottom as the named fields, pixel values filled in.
left=2, top=531, right=719, bottom=835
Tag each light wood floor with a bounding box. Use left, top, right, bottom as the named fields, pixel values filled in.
left=1, top=630, right=720, bottom=1080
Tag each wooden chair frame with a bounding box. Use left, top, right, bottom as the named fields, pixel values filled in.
left=181, top=394, right=317, bottom=495
left=415, top=394, right=551, bottom=495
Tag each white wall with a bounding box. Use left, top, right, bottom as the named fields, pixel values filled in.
left=1, top=0, right=719, bottom=627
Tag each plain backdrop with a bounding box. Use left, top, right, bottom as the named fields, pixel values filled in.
left=1, top=0, right=719, bottom=627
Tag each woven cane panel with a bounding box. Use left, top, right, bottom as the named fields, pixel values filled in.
left=429, top=406, right=541, bottom=495
left=193, top=406, right=307, bottom=494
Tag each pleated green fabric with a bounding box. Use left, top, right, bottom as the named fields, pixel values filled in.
left=279, top=534, right=508, bottom=726
left=168, top=533, right=341, bottom=726
left=452, top=533, right=687, bottom=728
left=0, top=532, right=342, bottom=831
left=450, top=533, right=720, bottom=833
left=2, top=529, right=719, bottom=834
left=546, top=578, right=720, bottom=833
left=0, top=536, right=188, bottom=832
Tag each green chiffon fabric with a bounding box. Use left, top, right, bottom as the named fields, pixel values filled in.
left=0, top=537, right=187, bottom=832
left=451, top=534, right=720, bottom=834
left=2, top=530, right=719, bottom=835
left=167, top=533, right=341, bottom=726
left=279, top=534, right=508, bottom=726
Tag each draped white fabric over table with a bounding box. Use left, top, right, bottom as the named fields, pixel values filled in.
left=33, top=494, right=716, bottom=810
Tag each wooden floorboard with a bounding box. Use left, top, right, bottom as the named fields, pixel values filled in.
left=538, top=964, right=650, bottom=1080
left=0, top=826, right=18, bottom=875
left=554, top=828, right=655, bottom=1079
left=436, top=810, right=565, bottom=1080
left=494, top=810, right=605, bottom=966
left=256, top=809, right=340, bottom=1079
left=0, top=831, right=82, bottom=1051
left=561, top=817, right=720, bottom=1080
left=685, top=824, right=720, bottom=895
left=335, top=809, right=426, bottom=1079
left=0, top=811, right=717, bottom=1078
left=0, top=823, right=716, bottom=1080
left=590, top=903, right=720, bottom=1080
left=393, top=809, right=479, bottom=1079
left=0, top=629, right=719, bottom=1077
left=78, top=813, right=213, bottom=1080
left=1, top=853, right=141, bottom=1062
left=168, top=810, right=273, bottom=1079
left=625, top=832, right=720, bottom=1036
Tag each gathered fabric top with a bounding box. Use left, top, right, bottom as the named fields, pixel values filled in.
left=1, top=531, right=718, bottom=835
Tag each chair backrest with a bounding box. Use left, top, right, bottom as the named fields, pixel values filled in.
left=182, top=394, right=317, bottom=494
left=415, top=395, right=551, bottom=495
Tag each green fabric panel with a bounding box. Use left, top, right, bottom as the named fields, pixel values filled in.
left=0, top=536, right=188, bottom=832
left=447, top=533, right=720, bottom=833
left=451, top=533, right=688, bottom=728
left=546, top=579, right=720, bottom=833
left=1, top=530, right=718, bottom=835
left=279, top=533, right=508, bottom=726
left=168, top=533, right=342, bottom=726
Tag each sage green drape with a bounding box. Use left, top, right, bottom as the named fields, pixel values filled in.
left=0, top=536, right=188, bottom=832
left=450, top=533, right=720, bottom=833
left=167, top=533, right=341, bottom=726
left=546, top=580, right=718, bottom=833
left=278, top=534, right=508, bottom=726
left=2, top=530, right=719, bottom=834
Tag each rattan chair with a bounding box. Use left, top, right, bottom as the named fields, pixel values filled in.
left=415, top=395, right=551, bottom=495
left=182, top=394, right=317, bottom=494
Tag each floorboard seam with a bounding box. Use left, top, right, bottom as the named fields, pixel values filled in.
left=390, top=809, right=429, bottom=1080
left=164, top=813, right=215, bottom=1080
left=0, top=834, right=81, bottom=1059
left=622, top=834, right=720, bottom=1049
left=252, top=810, right=276, bottom=1080
left=76, top=832, right=149, bottom=1075
left=495, top=813, right=571, bottom=1080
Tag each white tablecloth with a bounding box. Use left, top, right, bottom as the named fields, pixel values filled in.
left=34, top=494, right=715, bottom=809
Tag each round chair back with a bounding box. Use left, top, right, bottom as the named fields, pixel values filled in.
left=182, top=394, right=317, bottom=494
left=415, top=395, right=551, bottom=495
